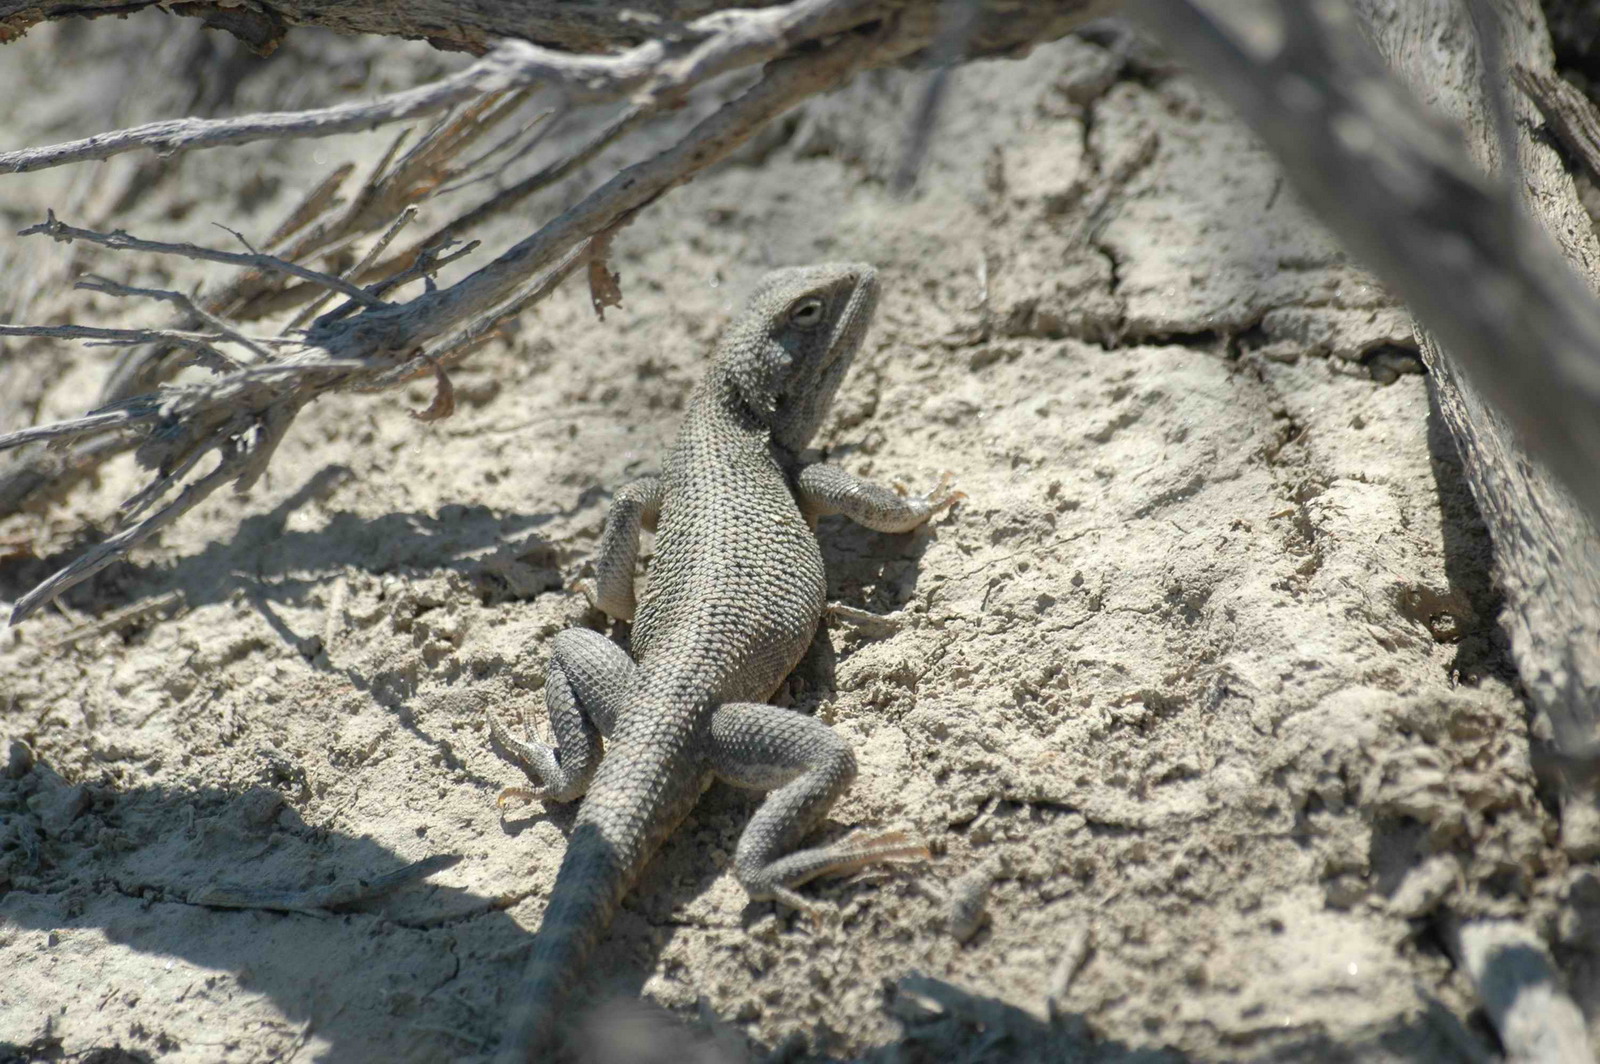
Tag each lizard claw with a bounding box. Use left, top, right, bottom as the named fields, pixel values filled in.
left=771, top=886, right=829, bottom=929
left=486, top=711, right=576, bottom=809
left=823, top=829, right=932, bottom=874
left=894, top=472, right=964, bottom=515
left=496, top=786, right=546, bottom=812
left=924, top=471, right=965, bottom=516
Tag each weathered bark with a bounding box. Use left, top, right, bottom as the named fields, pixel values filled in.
left=1362, top=0, right=1600, bottom=848
left=0, top=0, right=769, bottom=54
left=0, top=0, right=1101, bottom=61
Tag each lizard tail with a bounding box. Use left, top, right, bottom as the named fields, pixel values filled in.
left=494, top=751, right=705, bottom=1063
left=494, top=823, right=626, bottom=1063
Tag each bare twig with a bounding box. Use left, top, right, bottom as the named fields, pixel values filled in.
left=0, top=322, right=236, bottom=371
left=0, top=0, right=889, bottom=175
left=1454, top=919, right=1594, bottom=1064
left=1, top=0, right=1117, bottom=629
left=0, top=404, right=158, bottom=452
left=77, top=275, right=266, bottom=362
left=391, top=102, right=652, bottom=280
left=0, top=40, right=524, bottom=173
left=285, top=206, right=419, bottom=332
left=9, top=443, right=248, bottom=624
left=385, top=234, right=600, bottom=388
left=265, top=163, right=355, bottom=250
left=332, top=22, right=923, bottom=359
left=20, top=211, right=385, bottom=309
left=435, top=106, right=560, bottom=196
left=41, top=591, right=186, bottom=650
left=364, top=239, right=480, bottom=303
left=187, top=853, right=463, bottom=917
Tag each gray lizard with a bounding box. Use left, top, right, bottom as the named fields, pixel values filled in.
left=488, top=262, right=959, bottom=1061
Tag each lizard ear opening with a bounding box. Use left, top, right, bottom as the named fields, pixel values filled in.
left=727, top=346, right=786, bottom=419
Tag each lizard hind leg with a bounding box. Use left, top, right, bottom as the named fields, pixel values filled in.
left=707, top=702, right=928, bottom=914
left=488, top=627, right=635, bottom=808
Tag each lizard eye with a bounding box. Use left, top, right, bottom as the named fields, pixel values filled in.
left=787, top=297, right=826, bottom=329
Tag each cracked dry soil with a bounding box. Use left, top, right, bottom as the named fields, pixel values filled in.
left=1, top=15, right=1589, bottom=1064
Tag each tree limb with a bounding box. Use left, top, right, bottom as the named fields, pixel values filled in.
left=0, top=0, right=889, bottom=175
left=3, top=0, right=1123, bottom=625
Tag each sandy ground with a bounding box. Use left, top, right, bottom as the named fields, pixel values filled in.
left=0, top=13, right=1586, bottom=1063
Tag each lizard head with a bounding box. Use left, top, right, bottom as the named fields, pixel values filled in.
left=718, top=262, right=879, bottom=452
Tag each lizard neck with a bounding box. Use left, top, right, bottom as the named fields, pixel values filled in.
left=682, top=365, right=801, bottom=465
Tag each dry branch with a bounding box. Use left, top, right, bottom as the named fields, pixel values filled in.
left=0, top=0, right=1106, bottom=75
left=22, top=211, right=385, bottom=308
left=0, top=0, right=883, bottom=175
left=1, top=0, right=1121, bottom=626
left=1454, top=919, right=1594, bottom=1064
left=78, top=275, right=269, bottom=362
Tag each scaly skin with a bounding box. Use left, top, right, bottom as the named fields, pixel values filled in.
left=489, top=263, right=959, bottom=1061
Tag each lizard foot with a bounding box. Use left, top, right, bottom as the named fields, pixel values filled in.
left=496, top=786, right=552, bottom=811
left=922, top=471, right=966, bottom=516
left=485, top=711, right=588, bottom=806
left=827, top=602, right=906, bottom=632
left=746, top=829, right=930, bottom=917
left=808, top=829, right=931, bottom=879
left=892, top=472, right=965, bottom=519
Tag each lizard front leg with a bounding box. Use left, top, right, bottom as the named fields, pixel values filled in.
left=588, top=474, right=662, bottom=621
left=707, top=702, right=927, bottom=913
left=489, top=628, right=634, bottom=806
left=796, top=463, right=961, bottom=533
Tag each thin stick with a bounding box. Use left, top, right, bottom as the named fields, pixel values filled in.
left=9, top=444, right=248, bottom=625
left=19, top=211, right=386, bottom=309
left=0, top=322, right=236, bottom=370
left=389, top=102, right=649, bottom=281
left=76, top=275, right=265, bottom=362
left=0, top=406, right=157, bottom=453
left=186, top=854, right=463, bottom=917
left=286, top=206, right=419, bottom=332
left=354, top=24, right=913, bottom=353
left=0, top=0, right=886, bottom=175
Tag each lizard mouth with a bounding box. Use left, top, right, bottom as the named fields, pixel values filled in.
left=820, top=271, right=878, bottom=372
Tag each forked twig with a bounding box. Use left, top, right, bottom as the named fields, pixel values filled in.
left=0, top=0, right=1023, bottom=626
left=0, top=0, right=888, bottom=174
left=22, top=211, right=385, bottom=308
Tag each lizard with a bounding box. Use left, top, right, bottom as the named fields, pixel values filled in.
left=486, top=262, right=960, bottom=1061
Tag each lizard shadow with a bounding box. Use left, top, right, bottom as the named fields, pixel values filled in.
left=3, top=754, right=532, bottom=1063
left=816, top=512, right=945, bottom=614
